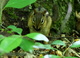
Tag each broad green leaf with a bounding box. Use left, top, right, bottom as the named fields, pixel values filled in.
left=0, top=35, right=5, bottom=39
left=12, top=28, right=22, bottom=35
left=70, top=41, right=80, bottom=48
left=5, top=0, right=36, bottom=8
left=26, top=33, right=49, bottom=42
left=0, top=35, right=22, bottom=54
left=20, top=38, right=34, bottom=52
left=64, top=56, right=78, bottom=58
left=51, top=40, right=66, bottom=46
left=0, top=38, right=3, bottom=42
left=33, top=43, right=54, bottom=49
left=40, top=56, right=44, bottom=58
left=44, top=55, right=61, bottom=58
left=0, top=35, right=5, bottom=43
left=7, top=25, right=16, bottom=29
left=7, top=25, right=22, bottom=35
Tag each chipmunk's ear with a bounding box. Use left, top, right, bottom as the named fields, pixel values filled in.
left=76, top=11, right=80, bottom=19
left=45, top=11, right=49, bottom=16
left=33, top=9, right=37, bottom=15
left=30, top=9, right=37, bottom=15
left=43, top=11, right=49, bottom=17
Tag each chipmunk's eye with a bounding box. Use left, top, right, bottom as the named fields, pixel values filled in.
left=41, top=18, right=44, bottom=24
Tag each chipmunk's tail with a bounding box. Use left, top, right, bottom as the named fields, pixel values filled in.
left=61, top=2, right=72, bottom=33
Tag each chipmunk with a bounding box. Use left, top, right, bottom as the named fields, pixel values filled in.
left=75, top=11, right=80, bottom=33
left=28, top=7, right=52, bottom=36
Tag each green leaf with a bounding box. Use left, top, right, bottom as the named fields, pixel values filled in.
left=64, top=56, right=78, bottom=58
left=0, top=38, right=3, bottom=42
left=51, top=40, right=66, bottom=46
left=7, top=25, right=16, bottom=29
left=0, top=35, right=22, bottom=54
left=0, top=35, right=5, bottom=39
left=7, top=25, right=22, bottom=35
left=70, top=41, right=80, bottom=48
left=44, top=55, right=61, bottom=58
left=40, top=56, right=44, bottom=58
left=0, top=35, right=5, bottom=43
left=20, top=38, right=34, bottom=52
left=12, top=28, right=22, bottom=35
left=5, top=0, right=36, bottom=8
left=33, top=43, right=54, bottom=49
left=26, top=33, right=49, bottom=42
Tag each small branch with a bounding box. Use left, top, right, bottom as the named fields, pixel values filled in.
left=0, top=0, right=9, bottom=25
